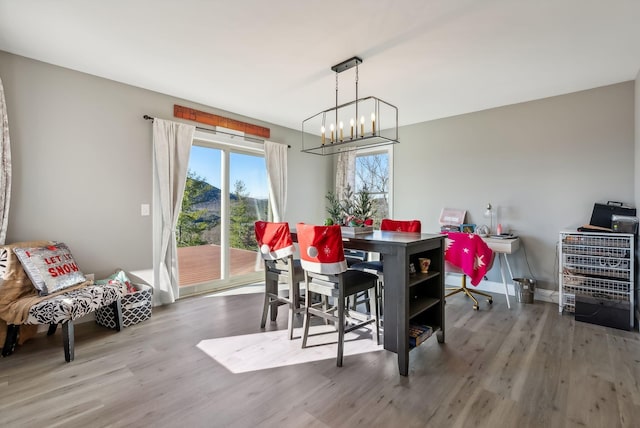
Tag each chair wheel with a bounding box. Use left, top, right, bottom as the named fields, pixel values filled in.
left=473, top=305, right=479, bottom=310
left=488, top=298, right=493, bottom=304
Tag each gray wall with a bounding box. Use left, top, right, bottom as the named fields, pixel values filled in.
left=395, top=82, right=635, bottom=290
left=0, top=51, right=330, bottom=279
left=1, top=50, right=636, bottom=293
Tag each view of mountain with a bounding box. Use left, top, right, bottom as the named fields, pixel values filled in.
left=189, top=178, right=267, bottom=216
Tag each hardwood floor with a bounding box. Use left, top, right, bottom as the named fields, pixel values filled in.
left=1, top=289, right=639, bottom=427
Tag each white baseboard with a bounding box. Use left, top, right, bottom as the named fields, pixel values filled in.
left=444, top=273, right=558, bottom=305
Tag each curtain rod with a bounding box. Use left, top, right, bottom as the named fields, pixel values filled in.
left=143, top=115, right=290, bottom=148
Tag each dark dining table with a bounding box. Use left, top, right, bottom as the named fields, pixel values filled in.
left=293, top=229, right=446, bottom=376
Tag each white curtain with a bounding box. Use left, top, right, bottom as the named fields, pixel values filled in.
left=0, top=77, right=11, bottom=245
left=152, top=119, right=195, bottom=305
left=264, top=141, right=287, bottom=222
left=335, top=150, right=356, bottom=200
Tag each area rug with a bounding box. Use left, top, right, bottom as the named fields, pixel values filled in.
left=196, top=325, right=383, bottom=373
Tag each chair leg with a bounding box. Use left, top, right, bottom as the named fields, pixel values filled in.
left=62, top=320, right=74, bottom=362
left=337, top=288, right=346, bottom=367
left=261, top=277, right=277, bottom=328
left=301, top=296, right=311, bottom=349
left=378, top=280, right=384, bottom=317
left=287, top=303, right=295, bottom=340
left=260, top=294, right=270, bottom=329
left=374, top=283, right=381, bottom=345
left=2, top=324, right=19, bottom=357
left=287, top=275, right=301, bottom=340
left=349, top=290, right=372, bottom=314
left=445, top=275, right=493, bottom=310
left=322, top=296, right=330, bottom=325
left=466, top=290, right=480, bottom=309
left=47, top=324, right=57, bottom=336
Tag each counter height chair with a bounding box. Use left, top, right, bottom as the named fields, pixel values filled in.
left=349, top=219, right=422, bottom=314
left=296, top=223, right=380, bottom=367
left=444, top=232, right=495, bottom=310
left=255, top=221, right=305, bottom=340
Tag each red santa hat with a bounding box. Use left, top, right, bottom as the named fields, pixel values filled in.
left=254, top=221, right=295, bottom=260
left=296, top=223, right=347, bottom=275
left=381, top=219, right=422, bottom=233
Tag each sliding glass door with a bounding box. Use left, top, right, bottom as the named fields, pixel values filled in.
left=177, top=140, right=268, bottom=297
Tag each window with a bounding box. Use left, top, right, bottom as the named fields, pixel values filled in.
left=355, top=147, right=392, bottom=224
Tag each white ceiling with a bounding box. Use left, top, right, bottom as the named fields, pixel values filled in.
left=1, top=1, right=640, bottom=131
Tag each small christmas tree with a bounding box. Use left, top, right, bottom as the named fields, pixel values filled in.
left=353, top=186, right=375, bottom=223
left=325, top=191, right=343, bottom=225
left=340, top=184, right=355, bottom=221
left=326, top=185, right=375, bottom=226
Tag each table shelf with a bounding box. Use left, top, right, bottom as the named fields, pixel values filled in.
left=409, top=270, right=439, bottom=288
left=409, top=296, right=439, bottom=318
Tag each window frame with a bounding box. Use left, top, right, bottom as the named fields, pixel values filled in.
left=354, top=145, right=394, bottom=220
left=177, top=129, right=268, bottom=298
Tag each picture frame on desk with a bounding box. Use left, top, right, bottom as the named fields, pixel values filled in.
left=461, top=223, right=476, bottom=233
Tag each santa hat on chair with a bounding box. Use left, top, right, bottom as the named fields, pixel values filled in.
left=296, top=223, right=347, bottom=275
left=381, top=219, right=421, bottom=233
left=254, top=221, right=295, bottom=260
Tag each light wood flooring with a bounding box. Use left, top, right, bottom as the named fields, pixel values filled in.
left=1, top=289, right=639, bottom=428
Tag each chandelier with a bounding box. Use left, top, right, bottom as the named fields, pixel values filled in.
left=301, top=56, right=399, bottom=155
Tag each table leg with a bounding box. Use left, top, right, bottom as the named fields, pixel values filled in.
left=503, top=253, right=515, bottom=281
left=381, top=249, right=407, bottom=375
left=499, top=254, right=511, bottom=309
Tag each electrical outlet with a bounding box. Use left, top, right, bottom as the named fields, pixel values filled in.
left=141, top=204, right=150, bottom=216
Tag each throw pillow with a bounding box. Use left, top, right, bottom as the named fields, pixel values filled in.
left=13, top=243, right=87, bottom=295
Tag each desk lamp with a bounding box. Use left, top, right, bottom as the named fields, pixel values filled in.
left=484, top=203, right=494, bottom=234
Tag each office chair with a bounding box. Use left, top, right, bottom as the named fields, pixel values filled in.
left=444, top=232, right=494, bottom=310
left=296, top=223, right=380, bottom=367
left=255, top=221, right=305, bottom=340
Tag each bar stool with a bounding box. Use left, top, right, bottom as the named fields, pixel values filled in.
left=296, top=223, right=380, bottom=367
left=255, top=221, right=305, bottom=340
left=349, top=219, right=422, bottom=313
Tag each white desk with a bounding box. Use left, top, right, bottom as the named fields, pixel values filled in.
left=483, top=236, right=520, bottom=309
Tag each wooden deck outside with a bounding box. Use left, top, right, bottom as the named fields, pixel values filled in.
left=177, top=244, right=260, bottom=286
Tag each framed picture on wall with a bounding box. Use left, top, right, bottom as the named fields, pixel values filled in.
left=461, top=223, right=476, bottom=233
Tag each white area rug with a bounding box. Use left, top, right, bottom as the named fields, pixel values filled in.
left=197, top=325, right=383, bottom=373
